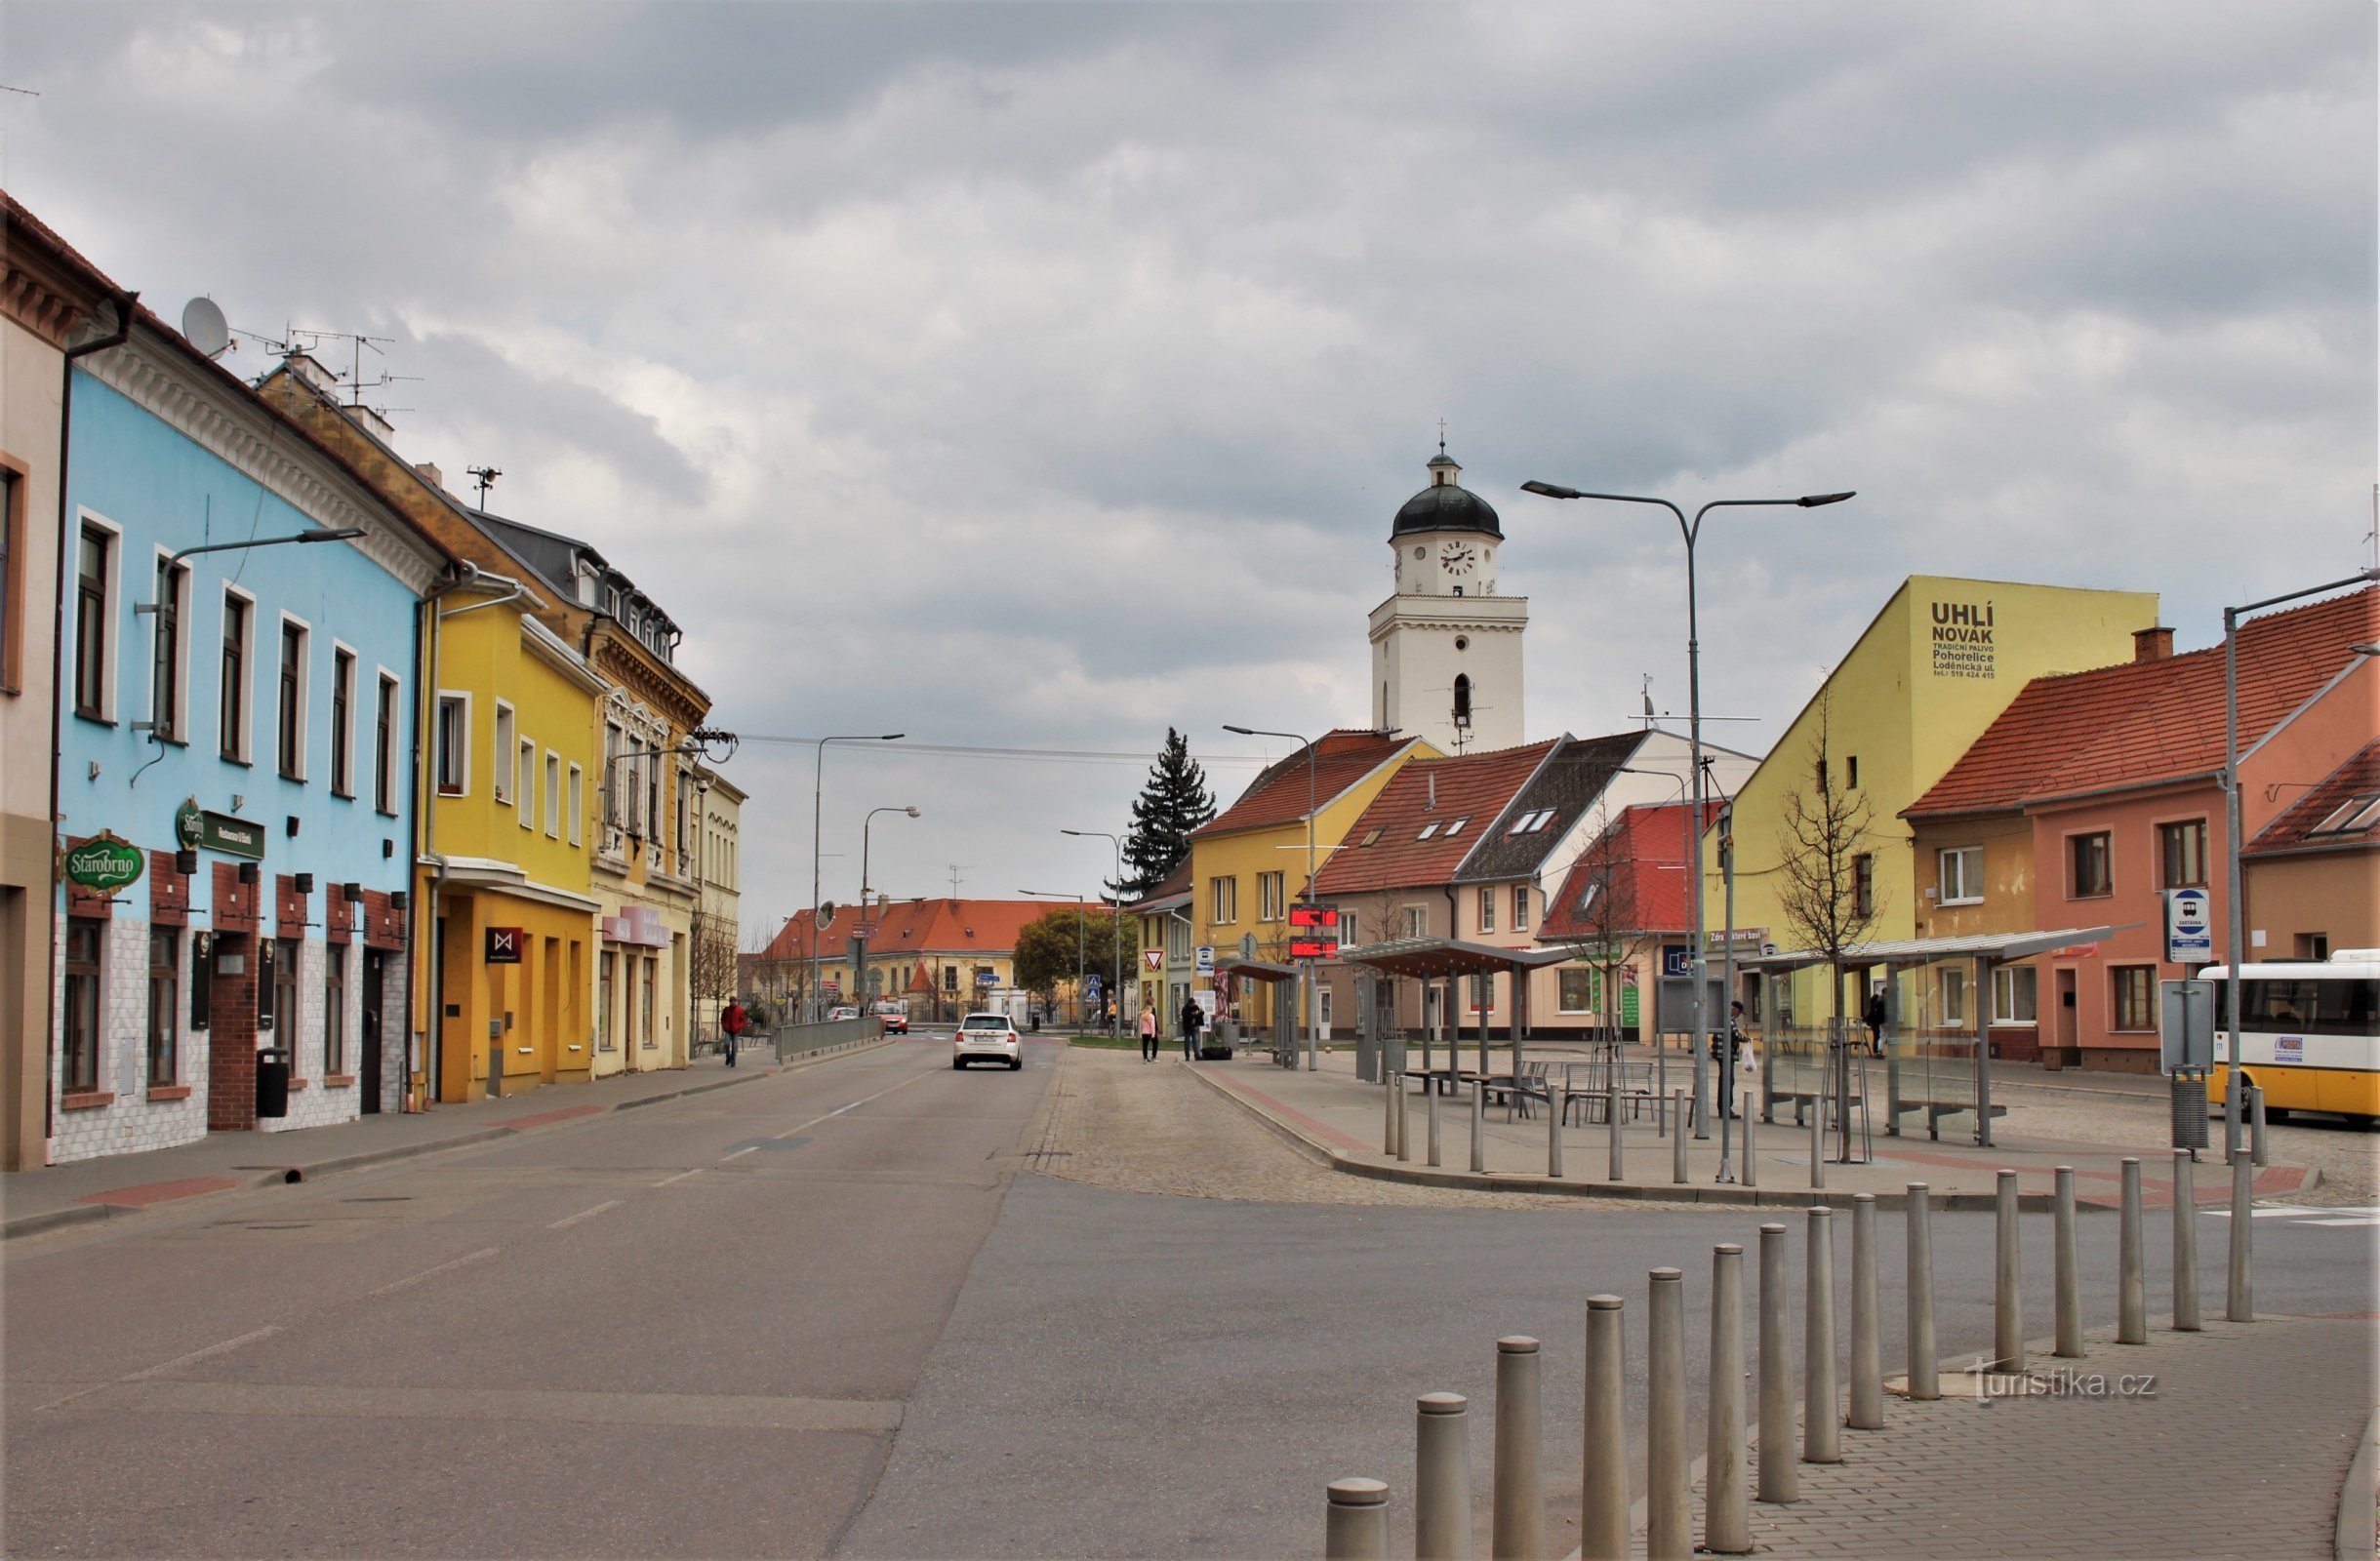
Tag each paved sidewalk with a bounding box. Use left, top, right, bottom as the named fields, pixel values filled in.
left=2, top=1036, right=892, bottom=1239
left=1191, top=1051, right=2317, bottom=1211
left=1719, top=1314, right=2374, bottom=1560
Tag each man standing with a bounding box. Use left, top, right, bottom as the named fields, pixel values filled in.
left=1863, top=987, right=1887, bottom=1058
left=1180, top=995, right=1203, bottom=1061
left=720, top=998, right=749, bottom=1067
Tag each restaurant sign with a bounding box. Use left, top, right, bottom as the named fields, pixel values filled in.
left=64, top=835, right=145, bottom=892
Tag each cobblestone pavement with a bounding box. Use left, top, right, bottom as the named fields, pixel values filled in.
left=2000, top=1088, right=2378, bottom=1205
left=1703, top=1314, right=2374, bottom=1560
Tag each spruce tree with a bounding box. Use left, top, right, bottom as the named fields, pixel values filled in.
left=1119, top=728, right=1216, bottom=895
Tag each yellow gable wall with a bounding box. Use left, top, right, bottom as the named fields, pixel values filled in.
left=1710, top=578, right=2158, bottom=1024
left=429, top=608, right=601, bottom=886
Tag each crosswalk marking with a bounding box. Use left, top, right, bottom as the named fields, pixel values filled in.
left=2208, top=1204, right=2380, bottom=1226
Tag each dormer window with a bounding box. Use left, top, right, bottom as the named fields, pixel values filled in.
left=1442, top=817, right=1469, bottom=838
left=1417, top=822, right=1439, bottom=840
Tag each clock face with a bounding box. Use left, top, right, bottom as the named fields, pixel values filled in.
left=1439, top=541, right=1476, bottom=575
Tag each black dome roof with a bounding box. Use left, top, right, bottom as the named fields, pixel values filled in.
left=1392, top=479, right=1502, bottom=539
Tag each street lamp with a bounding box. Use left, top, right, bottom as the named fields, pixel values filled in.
left=1224, top=724, right=1321, bottom=1070
left=857, top=805, right=920, bottom=1012
left=1061, top=828, right=1124, bottom=1034
left=2219, top=572, right=2378, bottom=1157
left=1525, top=480, right=1853, bottom=1136
left=1021, top=889, right=1088, bottom=1027
left=812, top=734, right=904, bottom=1021
left=1614, top=764, right=1690, bottom=1124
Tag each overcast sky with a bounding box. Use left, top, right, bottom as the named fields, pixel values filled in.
left=7, top=2, right=2372, bottom=937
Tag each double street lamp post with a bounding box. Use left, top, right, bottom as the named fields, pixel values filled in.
left=1061, top=829, right=1123, bottom=1032
left=856, top=805, right=920, bottom=1014
left=1524, top=480, right=1853, bottom=1137
left=1224, top=724, right=1320, bottom=1071
left=811, top=734, right=903, bottom=1021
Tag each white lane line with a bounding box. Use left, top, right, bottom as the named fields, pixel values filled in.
left=368, top=1247, right=500, bottom=1298
left=546, top=1200, right=624, bottom=1230
left=770, top=1062, right=944, bottom=1141
left=654, top=1168, right=704, bottom=1186
left=36, top=1324, right=287, bottom=1412
left=721, top=1146, right=757, bottom=1161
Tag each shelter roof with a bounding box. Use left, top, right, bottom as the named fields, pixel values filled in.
left=1196, top=730, right=1418, bottom=838
left=1214, top=956, right=1298, bottom=983
left=1741, top=925, right=2123, bottom=973
left=1907, top=588, right=2378, bottom=819
left=1313, top=740, right=1557, bottom=896
left=1334, top=938, right=1575, bottom=980
left=2245, top=739, right=2380, bottom=859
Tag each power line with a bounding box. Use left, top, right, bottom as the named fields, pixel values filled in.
left=730, top=734, right=1272, bottom=769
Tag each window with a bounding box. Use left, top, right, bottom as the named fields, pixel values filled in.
left=74, top=521, right=114, bottom=719
left=2112, top=965, right=2155, bottom=1031
left=1559, top=967, right=1595, bottom=1013
left=646, top=749, right=661, bottom=843
left=2295, top=933, right=2330, bottom=962
left=1846, top=755, right=1860, bottom=789
left=1992, top=965, right=2038, bottom=1025
left=1212, top=875, right=1238, bottom=925
left=190, top=936, right=212, bottom=1032
left=147, top=930, right=179, bottom=1087
left=324, top=942, right=345, bottom=1075
left=1938, top=846, right=1983, bottom=905
left=1852, top=853, right=1875, bottom=918
left=1401, top=904, right=1428, bottom=939
left=149, top=555, right=190, bottom=741
left=1417, top=822, right=1439, bottom=840
left=272, top=939, right=301, bottom=1057
left=1360, top=827, right=1382, bottom=847
left=276, top=619, right=308, bottom=780
left=1470, top=973, right=1493, bottom=1013
left=2158, top=820, right=2207, bottom=889
left=639, top=957, right=657, bottom=1047
left=603, top=723, right=624, bottom=825
left=63, top=921, right=101, bottom=1093
left=2071, top=832, right=2112, bottom=898
left=1452, top=673, right=1472, bottom=726
left=1258, top=872, right=1284, bottom=921
left=1508, top=809, right=1556, bottom=835
left=545, top=753, right=562, bottom=838
left=329, top=648, right=355, bottom=796
left=1442, top=817, right=1470, bottom=838
left=674, top=769, right=690, bottom=865
left=1513, top=885, right=1529, bottom=932
left=0, top=467, right=17, bottom=691
left=1477, top=886, right=1495, bottom=935
left=1938, top=966, right=1966, bottom=1027
left=1340, top=911, right=1357, bottom=949
left=943, top=966, right=958, bottom=992
left=375, top=675, right=399, bottom=814
left=220, top=591, right=252, bottom=761
left=518, top=737, right=537, bottom=829
left=567, top=763, right=585, bottom=846
left=493, top=704, right=515, bottom=803
left=435, top=694, right=468, bottom=794
left=597, top=951, right=617, bottom=1050
left=2310, top=794, right=2380, bottom=836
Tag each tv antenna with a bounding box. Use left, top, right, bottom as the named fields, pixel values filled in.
left=285, top=327, right=421, bottom=410
left=947, top=864, right=973, bottom=897
left=467, top=466, right=503, bottom=507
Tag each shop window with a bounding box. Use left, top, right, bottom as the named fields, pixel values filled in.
left=325, top=942, right=346, bottom=1075
left=1559, top=967, right=1595, bottom=1014
left=148, top=930, right=179, bottom=1087
left=63, top=921, right=101, bottom=1093
left=598, top=951, right=617, bottom=1050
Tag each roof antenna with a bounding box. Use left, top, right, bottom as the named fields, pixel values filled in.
left=467, top=466, right=502, bottom=508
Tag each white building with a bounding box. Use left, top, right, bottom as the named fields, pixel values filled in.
left=1368, top=447, right=1528, bottom=754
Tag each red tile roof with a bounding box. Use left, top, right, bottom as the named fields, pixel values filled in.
left=758, top=898, right=1053, bottom=962
left=2246, top=739, right=2380, bottom=858
left=1123, top=857, right=1193, bottom=911
left=1195, top=730, right=1417, bottom=838
left=1313, top=740, right=1558, bottom=895
left=1907, top=588, right=2378, bottom=819
left=1539, top=800, right=1720, bottom=941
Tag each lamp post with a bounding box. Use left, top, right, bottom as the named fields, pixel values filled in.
left=1614, top=764, right=1691, bottom=1124
left=812, top=734, right=904, bottom=1021
left=1223, top=724, right=1321, bottom=1070
left=1061, top=829, right=1124, bottom=1034
left=1022, top=889, right=1088, bottom=1027
left=857, top=805, right=920, bottom=1012
left=1525, top=481, right=1853, bottom=1137
left=2218, top=572, right=2378, bottom=1157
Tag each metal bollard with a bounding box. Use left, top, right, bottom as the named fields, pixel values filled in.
left=1757, top=1222, right=1796, bottom=1502
left=1386, top=1071, right=1401, bottom=1157
left=1673, top=1091, right=1689, bottom=1184
left=2053, top=1166, right=2083, bottom=1359
left=1415, top=1392, right=1473, bottom=1561
left=1471, top=1080, right=1486, bottom=1175
left=1581, top=1294, right=1629, bottom=1561
left=1491, top=1338, right=1542, bottom=1561
left=2249, top=1086, right=2269, bottom=1168
left=1647, top=1269, right=1690, bottom=1561
left=1396, top=1076, right=1413, bottom=1164
left=1428, top=1084, right=1442, bottom=1168
left=1802, top=1206, right=1839, bottom=1464
left=1741, top=1093, right=1757, bottom=1186
left=2227, top=1150, right=2254, bottom=1323
left=1993, top=1170, right=2023, bottom=1371
left=1547, top=1087, right=1563, bottom=1180
left=1706, top=1243, right=1752, bottom=1554
left=1906, top=1183, right=1938, bottom=1400
left=1809, top=1088, right=1826, bottom=1190
left=1848, top=1194, right=1883, bottom=1429
left=2118, top=1158, right=2147, bottom=1344
left=2172, top=1148, right=2201, bottom=1331
left=1607, top=1081, right=1624, bottom=1182
left=1325, top=1477, right=1390, bottom=1561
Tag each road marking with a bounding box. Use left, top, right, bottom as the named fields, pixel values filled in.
left=771, top=1061, right=943, bottom=1140
left=368, top=1247, right=500, bottom=1297
left=546, top=1200, right=623, bottom=1229
left=654, top=1168, right=704, bottom=1186
left=721, top=1146, right=757, bottom=1161
left=35, top=1324, right=286, bottom=1411
left=2210, top=1205, right=2380, bottom=1224
left=94, top=1379, right=905, bottom=1433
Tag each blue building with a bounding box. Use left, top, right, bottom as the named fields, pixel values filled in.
left=54, top=302, right=451, bottom=1164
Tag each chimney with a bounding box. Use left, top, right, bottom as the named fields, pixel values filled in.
left=2133, top=626, right=2173, bottom=663
left=415, top=461, right=444, bottom=491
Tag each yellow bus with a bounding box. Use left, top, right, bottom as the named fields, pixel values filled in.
left=2207, top=953, right=2380, bottom=1121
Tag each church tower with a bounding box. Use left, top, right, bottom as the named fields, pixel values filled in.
left=1367, top=445, right=1528, bottom=752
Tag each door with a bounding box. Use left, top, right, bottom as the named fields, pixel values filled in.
left=360, top=948, right=385, bottom=1114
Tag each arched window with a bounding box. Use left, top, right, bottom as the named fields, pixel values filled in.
left=1453, top=674, right=1472, bottom=727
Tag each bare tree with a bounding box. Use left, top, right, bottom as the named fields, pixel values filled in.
left=1772, top=694, right=1880, bottom=1034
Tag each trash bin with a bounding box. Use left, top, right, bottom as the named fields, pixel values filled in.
left=2170, top=1070, right=2209, bottom=1150
left=257, top=1047, right=292, bottom=1119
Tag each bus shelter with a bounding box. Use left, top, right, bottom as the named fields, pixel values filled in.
left=1336, top=938, right=1575, bottom=1089
left=1740, top=924, right=2119, bottom=1148
left=1213, top=955, right=1299, bottom=1063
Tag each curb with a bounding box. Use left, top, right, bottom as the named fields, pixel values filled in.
left=1185, top=1065, right=2166, bottom=1214
left=2340, top=1405, right=2380, bottom=1561
left=3, top=1037, right=895, bottom=1241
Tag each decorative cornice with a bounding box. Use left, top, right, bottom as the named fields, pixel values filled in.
left=80, top=325, right=448, bottom=594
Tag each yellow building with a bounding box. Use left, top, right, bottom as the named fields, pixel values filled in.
left=1710, top=577, right=2158, bottom=1029
left=1189, top=730, right=1434, bottom=1029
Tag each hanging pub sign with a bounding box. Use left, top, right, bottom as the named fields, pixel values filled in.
left=173, top=799, right=263, bottom=860
left=64, top=835, right=145, bottom=893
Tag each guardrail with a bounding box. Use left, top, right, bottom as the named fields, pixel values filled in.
left=768, top=1016, right=883, bottom=1061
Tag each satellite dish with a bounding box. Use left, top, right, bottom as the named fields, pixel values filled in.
left=181, top=297, right=230, bottom=359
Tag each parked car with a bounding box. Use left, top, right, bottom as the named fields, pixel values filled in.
left=827, top=1006, right=861, bottom=1022
left=953, top=1012, right=1022, bottom=1070
left=870, top=1000, right=908, bottom=1034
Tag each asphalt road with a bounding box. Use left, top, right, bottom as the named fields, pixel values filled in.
left=8, top=1038, right=2372, bottom=1560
